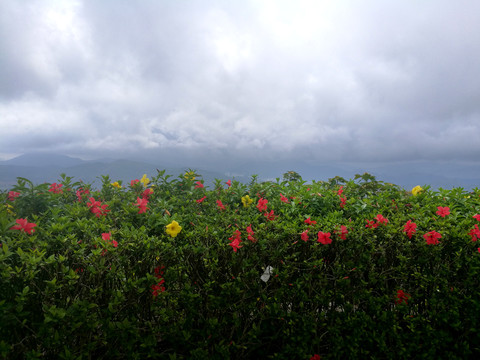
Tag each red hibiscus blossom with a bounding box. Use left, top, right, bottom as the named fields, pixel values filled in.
left=304, top=217, right=317, bottom=226
left=473, top=214, right=480, bottom=222
left=468, top=224, right=480, bottom=242
left=246, top=225, right=256, bottom=242
left=134, top=197, right=149, bottom=214
left=226, top=180, right=232, bottom=187
left=365, top=220, right=378, bottom=229
left=403, top=220, right=417, bottom=239
left=317, top=231, right=332, bottom=245
left=301, top=230, right=309, bottom=242
left=8, top=191, right=20, bottom=201
left=264, top=210, right=277, bottom=221
left=436, top=206, right=450, bottom=217
left=395, top=289, right=411, bottom=305
left=424, top=231, right=441, bottom=245
left=280, top=194, right=289, bottom=203
left=216, top=200, right=226, bottom=211
left=194, top=181, right=204, bottom=189
left=10, top=218, right=37, bottom=235
left=141, top=188, right=154, bottom=200
left=257, top=198, right=268, bottom=212
left=336, top=225, right=348, bottom=240
left=196, top=196, right=207, bottom=204
left=48, top=183, right=63, bottom=194
left=375, top=214, right=389, bottom=225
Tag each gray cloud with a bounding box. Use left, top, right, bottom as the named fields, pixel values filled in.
left=1, top=0, right=480, bottom=165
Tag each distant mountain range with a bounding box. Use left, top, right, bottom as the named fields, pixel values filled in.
left=0, top=153, right=479, bottom=191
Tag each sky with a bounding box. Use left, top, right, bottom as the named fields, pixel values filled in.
left=1, top=0, right=480, bottom=170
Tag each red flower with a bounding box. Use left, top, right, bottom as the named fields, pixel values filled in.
left=194, top=181, right=204, bottom=189
left=473, top=214, right=480, bottom=222
left=111, top=240, right=118, bottom=248
left=134, top=197, right=149, bottom=214
left=76, top=188, right=89, bottom=202
left=403, top=220, right=417, bottom=239
left=226, top=180, right=232, bottom=187
left=339, top=196, right=347, bottom=208
left=246, top=225, right=256, bottom=242
left=395, top=289, right=411, bottom=305
left=301, top=230, right=309, bottom=242
left=336, top=225, right=348, bottom=240
left=375, top=214, right=389, bottom=225
left=229, top=238, right=242, bottom=252
left=310, top=355, right=321, bottom=360
left=280, top=194, right=289, bottom=203
left=257, top=198, right=268, bottom=212
left=317, top=231, right=332, bottom=245
left=152, top=279, right=166, bottom=297
left=130, top=179, right=140, bottom=187
left=48, top=183, right=63, bottom=194
left=141, top=188, right=154, bottom=200
left=8, top=191, right=20, bottom=201
left=196, top=196, right=207, bottom=204
left=424, top=231, right=441, bottom=245
left=436, top=206, right=450, bottom=217
left=10, top=218, right=37, bottom=235
left=216, top=200, right=226, bottom=211
left=264, top=210, right=277, bottom=221
left=304, top=217, right=317, bottom=226
left=365, top=220, right=378, bottom=229
left=468, top=224, right=480, bottom=242
left=337, top=186, right=344, bottom=196
left=102, top=232, right=111, bottom=241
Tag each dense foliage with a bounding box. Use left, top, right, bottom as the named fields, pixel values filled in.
left=1, top=171, right=480, bottom=359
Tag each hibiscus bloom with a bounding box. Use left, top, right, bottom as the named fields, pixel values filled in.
left=229, top=238, right=243, bottom=252
left=473, top=214, right=480, bottom=222
left=304, top=217, right=317, bottom=226
left=216, top=200, right=226, bottom=211
left=10, top=218, right=37, bottom=235
left=436, top=206, right=450, bottom=218
left=134, top=197, right=149, bottom=214
left=468, top=224, right=480, bottom=242
left=403, top=220, right=417, bottom=239
left=140, top=174, right=150, bottom=187
left=264, top=210, right=277, bottom=221
left=424, top=231, right=441, bottom=245
left=317, top=231, right=332, bottom=245
left=375, top=214, right=389, bottom=225
left=257, top=198, right=268, bottom=212
left=8, top=191, right=20, bottom=201
left=301, top=230, right=309, bottom=242
left=48, top=183, right=63, bottom=194
left=280, top=194, right=289, bottom=203
left=194, top=181, right=204, bottom=189
left=336, top=225, right=348, bottom=240
left=365, top=220, right=378, bottom=229
left=226, top=180, right=232, bottom=187
left=196, top=196, right=207, bottom=204
left=241, top=195, right=253, bottom=207
left=411, top=185, right=423, bottom=196
left=395, top=289, right=411, bottom=305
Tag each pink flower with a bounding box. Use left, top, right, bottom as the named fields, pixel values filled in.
left=257, top=198, right=268, bottom=212
left=301, top=230, right=309, bottom=242
left=424, top=231, right=442, bottom=245
left=194, top=181, right=204, bottom=189
left=10, top=218, right=37, bottom=235
left=317, top=231, right=332, bottom=245
left=196, top=196, right=207, bottom=204
left=216, top=200, right=226, bottom=211
left=436, top=206, right=450, bottom=217
left=8, top=191, right=20, bottom=201
left=403, top=220, right=417, bottom=239
left=304, top=217, right=317, bottom=226
left=280, top=194, right=289, bottom=203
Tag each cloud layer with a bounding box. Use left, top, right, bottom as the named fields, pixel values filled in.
left=1, top=0, right=480, bottom=164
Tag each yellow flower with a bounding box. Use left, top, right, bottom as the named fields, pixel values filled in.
left=5, top=204, right=15, bottom=215
left=111, top=181, right=122, bottom=189
left=411, top=185, right=423, bottom=196
left=166, top=220, right=182, bottom=238
left=241, top=195, right=253, bottom=208
left=184, top=171, right=196, bottom=181
left=140, top=174, right=150, bottom=187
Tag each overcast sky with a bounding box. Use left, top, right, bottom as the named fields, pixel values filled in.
left=1, top=0, right=480, bottom=166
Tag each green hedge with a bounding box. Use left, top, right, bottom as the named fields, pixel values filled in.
left=1, top=172, right=480, bottom=359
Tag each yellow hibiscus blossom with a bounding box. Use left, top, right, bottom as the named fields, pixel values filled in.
left=166, top=221, right=182, bottom=238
